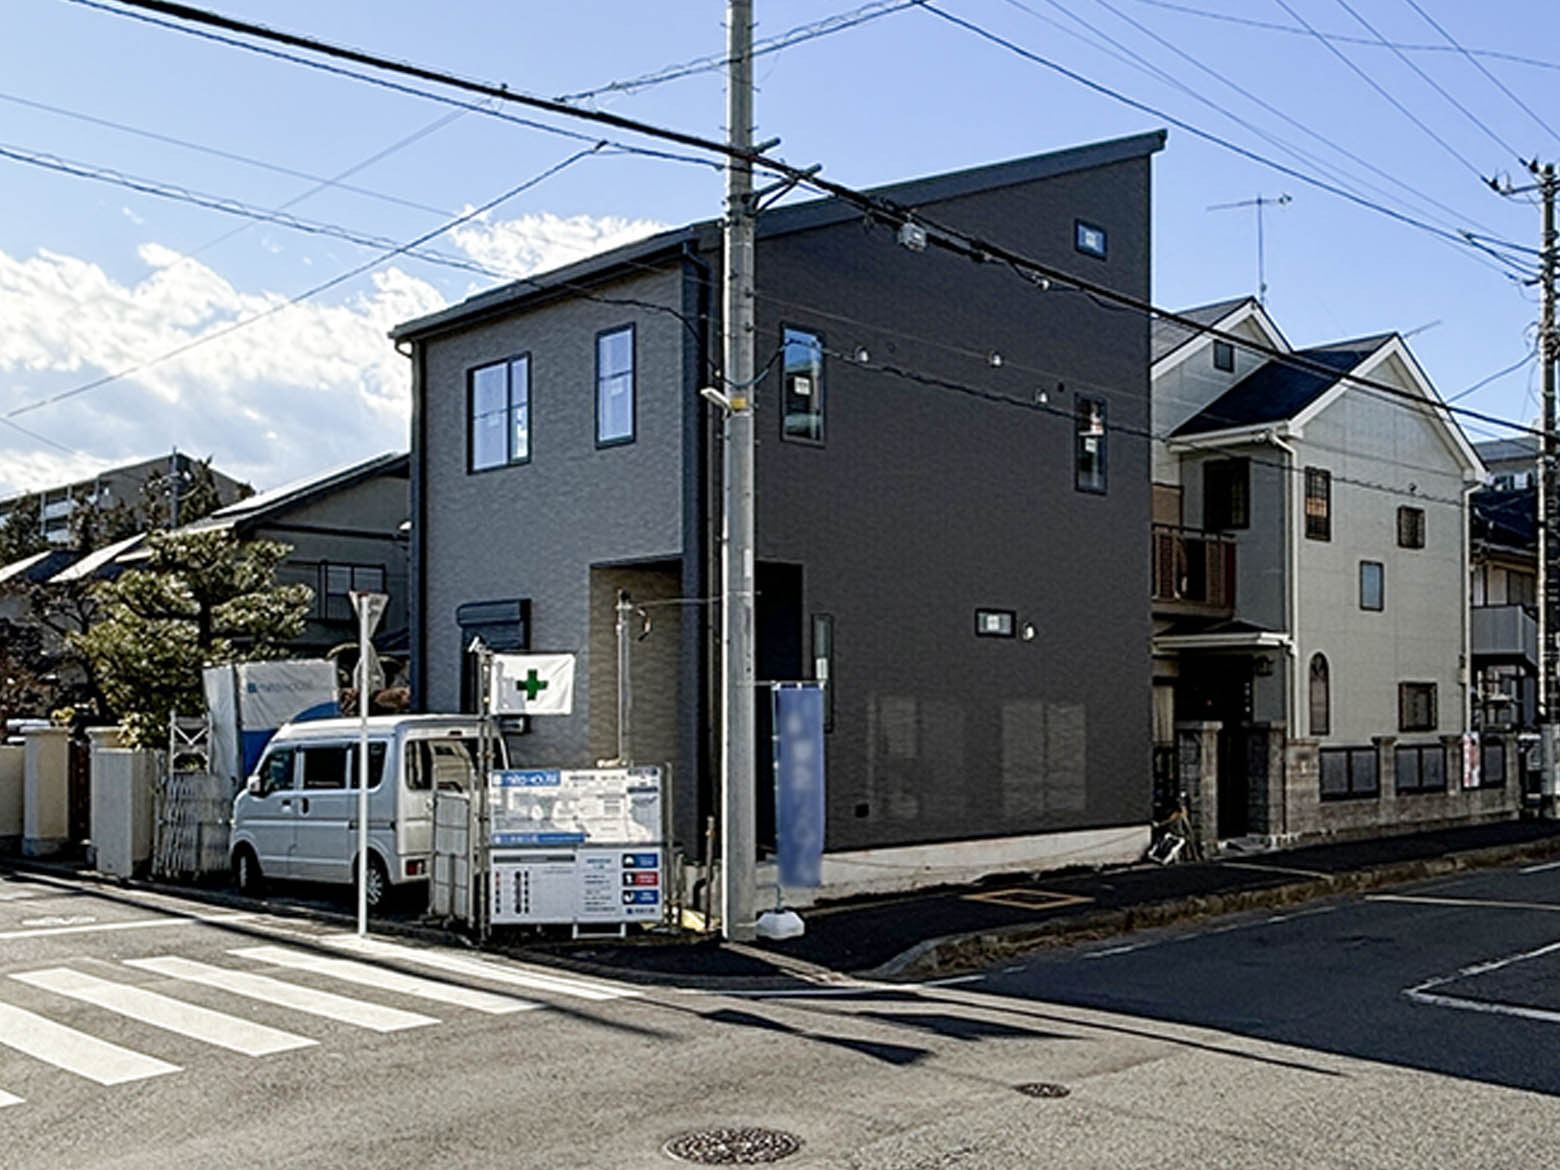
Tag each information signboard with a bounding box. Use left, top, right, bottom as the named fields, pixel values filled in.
left=488, top=767, right=662, bottom=847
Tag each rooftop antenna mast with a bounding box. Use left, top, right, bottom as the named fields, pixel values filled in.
left=1208, top=193, right=1292, bottom=305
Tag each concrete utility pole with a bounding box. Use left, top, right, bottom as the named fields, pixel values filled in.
left=1540, top=164, right=1558, bottom=815
left=720, top=0, right=758, bottom=941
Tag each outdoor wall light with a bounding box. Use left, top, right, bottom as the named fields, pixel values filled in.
left=854, top=346, right=871, bottom=364
left=699, top=386, right=733, bottom=413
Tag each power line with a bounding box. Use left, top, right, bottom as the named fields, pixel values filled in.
left=1120, top=0, right=1560, bottom=75
left=555, top=0, right=919, bottom=104
left=77, top=0, right=1552, bottom=444
left=1399, top=0, right=1560, bottom=154
left=1012, top=0, right=1517, bottom=269
left=1445, top=349, right=1537, bottom=403
left=1270, top=0, right=1495, bottom=182
left=0, top=89, right=453, bottom=217
left=1330, top=0, right=1523, bottom=164
left=4, top=145, right=605, bottom=422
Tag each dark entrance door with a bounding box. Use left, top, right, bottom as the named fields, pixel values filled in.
left=754, top=562, right=804, bottom=858
left=1216, top=727, right=1250, bottom=839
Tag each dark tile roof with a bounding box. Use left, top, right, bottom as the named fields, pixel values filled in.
left=1474, top=436, right=1538, bottom=465
left=1473, top=485, right=1536, bottom=549
left=1151, top=296, right=1254, bottom=363
left=392, top=130, right=1168, bottom=342
left=1173, top=334, right=1393, bottom=437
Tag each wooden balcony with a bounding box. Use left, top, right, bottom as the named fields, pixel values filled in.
left=1152, top=523, right=1236, bottom=615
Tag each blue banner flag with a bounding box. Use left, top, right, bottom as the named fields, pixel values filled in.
left=774, top=684, right=826, bottom=888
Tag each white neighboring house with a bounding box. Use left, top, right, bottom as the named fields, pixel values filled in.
left=1150, top=298, right=1506, bottom=846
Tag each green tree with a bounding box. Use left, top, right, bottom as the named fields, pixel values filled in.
left=68, top=486, right=140, bottom=553
left=72, top=529, right=313, bottom=748
left=0, top=493, right=49, bottom=565
left=140, top=457, right=243, bottom=530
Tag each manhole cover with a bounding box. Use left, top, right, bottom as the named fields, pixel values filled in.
left=1015, top=1082, right=1071, bottom=1098
left=664, top=1127, right=803, bottom=1164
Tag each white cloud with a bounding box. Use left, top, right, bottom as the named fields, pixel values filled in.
left=0, top=210, right=668, bottom=498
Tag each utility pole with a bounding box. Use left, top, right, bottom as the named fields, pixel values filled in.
left=1501, top=163, right=1560, bottom=813
left=1207, top=193, right=1292, bottom=305
left=720, top=0, right=758, bottom=941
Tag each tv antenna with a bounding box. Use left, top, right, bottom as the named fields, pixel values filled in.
left=1207, top=193, right=1292, bottom=305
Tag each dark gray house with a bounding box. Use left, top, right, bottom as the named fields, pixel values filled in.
left=392, top=132, right=1165, bottom=897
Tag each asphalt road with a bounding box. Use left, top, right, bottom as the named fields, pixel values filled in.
left=2, top=865, right=1559, bottom=1169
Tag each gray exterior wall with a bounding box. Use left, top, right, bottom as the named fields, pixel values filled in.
left=262, top=470, right=410, bottom=653
left=753, top=154, right=1155, bottom=850
left=1176, top=441, right=1291, bottom=635
left=414, top=265, right=689, bottom=774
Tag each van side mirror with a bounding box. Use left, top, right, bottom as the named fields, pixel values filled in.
left=246, top=776, right=262, bottom=796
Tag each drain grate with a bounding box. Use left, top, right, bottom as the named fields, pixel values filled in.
left=1015, top=1082, right=1071, bottom=1099
left=664, top=1127, right=803, bottom=1164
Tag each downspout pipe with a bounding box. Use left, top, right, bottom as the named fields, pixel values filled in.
left=1265, top=428, right=1299, bottom=840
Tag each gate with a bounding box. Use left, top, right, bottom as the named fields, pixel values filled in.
left=67, top=736, right=91, bottom=846
left=1216, top=727, right=1252, bottom=839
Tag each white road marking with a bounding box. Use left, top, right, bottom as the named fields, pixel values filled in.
left=1085, top=942, right=1148, bottom=960
left=1406, top=988, right=1560, bottom=1026
left=0, top=1002, right=180, bottom=1085
left=1367, top=894, right=1560, bottom=912
left=123, top=956, right=438, bottom=1032
left=0, top=889, right=42, bottom=901
left=20, top=916, right=96, bottom=928
left=325, top=935, right=639, bottom=1002
left=0, top=1090, right=21, bottom=1108
left=0, top=912, right=254, bottom=940
left=1520, top=858, right=1560, bottom=875
left=230, top=946, right=536, bottom=1015
left=10, top=968, right=316, bottom=1057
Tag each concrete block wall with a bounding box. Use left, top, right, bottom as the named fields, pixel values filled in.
left=90, top=729, right=155, bottom=879
left=0, top=744, right=23, bottom=850
left=1175, top=721, right=1220, bottom=854
left=23, top=726, right=69, bottom=857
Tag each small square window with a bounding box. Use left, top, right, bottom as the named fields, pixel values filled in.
left=1399, top=682, right=1437, bottom=733
left=975, top=609, right=1015, bottom=638
left=1397, top=506, right=1425, bottom=549
left=1360, top=560, right=1384, bottom=611
left=1213, top=340, right=1234, bottom=372
left=1074, top=220, right=1107, bottom=259
left=1075, top=397, right=1107, bottom=493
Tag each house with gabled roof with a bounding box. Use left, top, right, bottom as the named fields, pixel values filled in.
left=1151, top=297, right=1508, bottom=847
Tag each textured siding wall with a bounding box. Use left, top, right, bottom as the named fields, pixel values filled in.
left=415, top=266, right=687, bottom=769
left=754, top=155, right=1156, bottom=850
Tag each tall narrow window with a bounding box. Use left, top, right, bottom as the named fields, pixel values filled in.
left=1397, top=506, right=1425, bottom=549
left=1212, top=340, right=1234, bottom=372
left=468, top=355, right=530, bottom=472
left=1304, top=467, right=1331, bottom=540
left=782, top=327, right=825, bottom=443
left=812, top=614, right=834, bottom=732
left=1360, top=560, right=1385, bottom=611
left=596, top=325, right=635, bottom=446
left=1075, top=397, right=1107, bottom=493
left=1204, top=458, right=1250, bottom=530
left=1309, top=653, right=1330, bottom=737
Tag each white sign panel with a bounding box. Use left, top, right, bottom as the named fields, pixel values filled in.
left=488, top=767, right=663, bottom=847
left=489, top=653, right=576, bottom=715
left=490, top=848, right=663, bottom=925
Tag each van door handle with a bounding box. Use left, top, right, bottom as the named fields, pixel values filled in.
left=300, top=798, right=310, bottom=814
left=280, top=799, right=292, bottom=810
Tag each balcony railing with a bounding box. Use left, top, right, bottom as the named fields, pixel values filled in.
left=1152, top=523, right=1236, bottom=613
left=1472, top=603, right=1538, bottom=670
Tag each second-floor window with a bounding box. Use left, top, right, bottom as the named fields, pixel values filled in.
left=782, top=327, right=825, bottom=443
left=596, top=325, right=635, bottom=446
left=1304, top=467, right=1331, bottom=540
left=1360, top=560, right=1385, bottom=611
left=1399, top=682, right=1438, bottom=733
left=468, top=355, right=529, bottom=472
left=1204, top=458, right=1250, bottom=530
left=1075, top=398, right=1107, bottom=493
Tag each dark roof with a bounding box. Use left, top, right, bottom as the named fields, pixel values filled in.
left=1473, top=485, right=1536, bottom=550
left=184, top=452, right=408, bottom=536
left=1151, top=296, right=1254, bottom=363
left=391, top=130, right=1168, bottom=342
left=1173, top=333, right=1393, bottom=437
left=1475, top=437, right=1538, bottom=465
left=1156, top=616, right=1281, bottom=638
left=0, top=548, right=79, bottom=586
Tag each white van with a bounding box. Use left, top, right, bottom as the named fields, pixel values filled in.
left=230, top=715, right=499, bottom=907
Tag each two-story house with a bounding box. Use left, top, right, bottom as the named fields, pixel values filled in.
left=1151, top=297, right=1505, bottom=847
left=392, top=131, right=1167, bottom=904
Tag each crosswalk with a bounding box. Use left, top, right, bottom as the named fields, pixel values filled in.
left=0, top=936, right=640, bottom=1108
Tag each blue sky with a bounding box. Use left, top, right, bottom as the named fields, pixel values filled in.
left=2, top=0, right=1556, bottom=494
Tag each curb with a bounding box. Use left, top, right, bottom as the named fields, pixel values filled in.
left=864, top=832, right=1560, bottom=981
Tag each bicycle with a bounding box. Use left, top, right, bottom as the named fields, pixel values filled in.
left=1147, top=792, right=1202, bottom=865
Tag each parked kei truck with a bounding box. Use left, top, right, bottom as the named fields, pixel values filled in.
left=230, top=715, right=501, bottom=908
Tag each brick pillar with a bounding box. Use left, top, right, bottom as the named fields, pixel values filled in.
left=1285, top=738, right=1321, bottom=838
left=1254, top=723, right=1288, bottom=839
left=1442, top=734, right=1466, bottom=792
left=1176, top=720, right=1221, bottom=854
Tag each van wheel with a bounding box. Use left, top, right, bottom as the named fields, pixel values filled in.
left=233, top=846, right=263, bottom=896
left=358, top=853, right=390, bottom=911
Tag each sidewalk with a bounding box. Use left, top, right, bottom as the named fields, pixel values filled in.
left=537, top=818, right=1560, bottom=983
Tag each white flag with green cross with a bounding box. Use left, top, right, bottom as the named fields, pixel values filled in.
left=489, top=653, right=576, bottom=716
